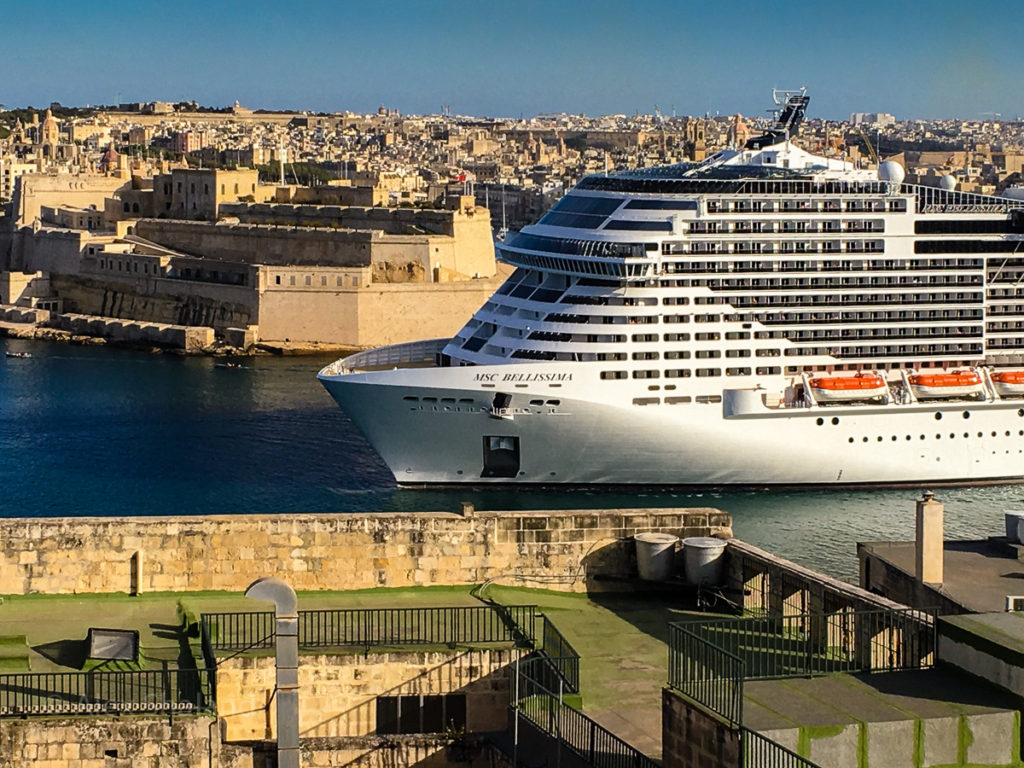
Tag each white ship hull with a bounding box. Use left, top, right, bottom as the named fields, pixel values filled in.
left=317, top=90, right=1024, bottom=488
left=319, top=362, right=1024, bottom=486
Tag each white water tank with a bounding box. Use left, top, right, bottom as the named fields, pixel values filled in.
left=683, top=537, right=728, bottom=586
left=1007, top=511, right=1024, bottom=542
left=634, top=532, right=679, bottom=581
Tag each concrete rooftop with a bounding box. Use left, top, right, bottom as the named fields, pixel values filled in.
left=862, top=538, right=1024, bottom=613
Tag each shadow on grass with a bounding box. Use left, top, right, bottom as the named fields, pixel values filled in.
left=31, top=639, right=89, bottom=670
left=150, top=622, right=198, bottom=670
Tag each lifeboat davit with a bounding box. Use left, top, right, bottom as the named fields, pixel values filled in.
left=909, top=370, right=984, bottom=399
left=809, top=373, right=889, bottom=403
left=992, top=370, right=1024, bottom=398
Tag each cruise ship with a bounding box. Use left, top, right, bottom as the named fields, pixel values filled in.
left=319, top=90, right=1024, bottom=487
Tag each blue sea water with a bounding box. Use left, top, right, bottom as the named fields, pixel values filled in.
left=1, top=337, right=1018, bottom=581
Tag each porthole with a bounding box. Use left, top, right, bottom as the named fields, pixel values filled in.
left=848, top=437, right=854, bottom=443
left=934, top=413, right=943, bottom=421
left=1019, top=409, right=1024, bottom=417
left=962, top=411, right=970, bottom=419
left=906, top=435, right=912, bottom=440
left=891, top=436, right=898, bottom=441
left=877, top=436, right=883, bottom=442
left=831, top=417, right=840, bottom=425
left=963, top=432, right=969, bottom=438
left=978, top=432, right=983, bottom=437
left=920, top=435, right=926, bottom=440
left=935, top=434, right=942, bottom=439
left=949, top=433, right=955, bottom=439
left=1007, top=431, right=1012, bottom=437
left=816, top=417, right=824, bottom=426
left=993, top=431, right=998, bottom=437
left=862, top=437, right=869, bottom=443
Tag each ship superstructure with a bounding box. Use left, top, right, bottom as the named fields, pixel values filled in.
left=319, top=91, right=1024, bottom=487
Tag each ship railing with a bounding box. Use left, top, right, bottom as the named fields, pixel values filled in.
left=321, top=338, right=451, bottom=375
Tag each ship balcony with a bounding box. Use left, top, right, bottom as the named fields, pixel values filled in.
left=321, top=338, right=450, bottom=376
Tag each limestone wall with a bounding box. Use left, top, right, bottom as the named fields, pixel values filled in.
left=661, top=689, right=740, bottom=768
left=0, top=716, right=488, bottom=768
left=217, top=649, right=519, bottom=742
left=0, top=508, right=731, bottom=596
left=0, top=716, right=222, bottom=768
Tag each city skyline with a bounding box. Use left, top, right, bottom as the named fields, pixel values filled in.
left=6, top=0, right=1024, bottom=120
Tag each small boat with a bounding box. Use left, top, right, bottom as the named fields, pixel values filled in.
left=5, top=351, right=31, bottom=359
left=992, top=370, right=1024, bottom=398
left=215, top=361, right=245, bottom=370
left=809, top=373, right=888, bottom=403
left=909, top=370, right=984, bottom=399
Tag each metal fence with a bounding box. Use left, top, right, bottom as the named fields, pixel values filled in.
left=742, top=727, right=820, bottom=768
left=679, top=607, right=936, bottom=682
left=668, top=607, right=936, bottom=768
left=514, top=656, right=657, bottom=768
left=0, top=668, right=214, bottom=717
left=201, top=605, right=538, bottom=652
left=540, top=615, right=580, bottom=693
left=668, top=623, right=744, bottom=725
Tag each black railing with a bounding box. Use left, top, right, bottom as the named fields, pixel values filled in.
left=669, top=623, right=744, bottom=725
left=201, top=605, right=538, bottom=652
left=0, top=668, right=213, bottom=717
left=742, top=727, right=820, bottom=768
left=668, top=607, right=937, bottom=768
left=540, top=616, right=580, bottom=693
left=514, top=656, right=657, bottom=768
left=679, top=607, right=937, bottom=682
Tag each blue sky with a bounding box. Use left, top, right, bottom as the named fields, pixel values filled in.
left=4, top=0, right=1022, bottom=120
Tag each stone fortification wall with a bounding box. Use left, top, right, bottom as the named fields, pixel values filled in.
left=50, top=273, right=256, bottom=330
left=0, top=508, right=731, bottom=596
left=135, top=219, right=376, bottom=268
left=220, top=203, right=462, bottom=237
left=256, top=274, right=505, bottom=345
left=218, top=649, right=518, bottom=742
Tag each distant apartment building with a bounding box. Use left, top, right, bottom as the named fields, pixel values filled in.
left=172, top=131, right=207, bottom=154
left=151, top=167, right=268, bottom=220
left=850, top=112, right=896, bottom=126
left=1, top=160, right=37, bottom=201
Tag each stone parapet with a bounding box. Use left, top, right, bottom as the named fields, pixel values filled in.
left=0, top=508, right=731, bottom=596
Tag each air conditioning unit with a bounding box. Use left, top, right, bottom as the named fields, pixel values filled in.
left=1005, top=595, right=1024, bottom=612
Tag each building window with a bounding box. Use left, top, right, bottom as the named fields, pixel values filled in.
left=321, top=276, right=327, bottom=286
left=234, top=183, right=239, bottom=194
left=289, top=275, right=296, bottom=286
left=275, top=275, right=281, bottom=285
left=305, top=275, right=311, bottom=286
left=204, top=184, right=209, bottom=194
left=221, top=184, right=225, bottom=194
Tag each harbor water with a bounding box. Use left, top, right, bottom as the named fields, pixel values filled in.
left=1, top=337, right=1015, bottom=582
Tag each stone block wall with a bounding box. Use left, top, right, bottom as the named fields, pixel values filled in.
left=0, top=716, right=221, bottom=768
left=0, top=717, right=493, bottom=768
left=0, top=508, right=731, bottom=596
left=661, top=688, right=740, bottom=768
left=217, top=648, right=519, bottom=742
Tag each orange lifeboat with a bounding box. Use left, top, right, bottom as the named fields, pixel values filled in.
left=909, top=370, right=984, bottom=400
left=992, top=370, right=1024, bottom=398
left=809, top=373, right=888, bottom=403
